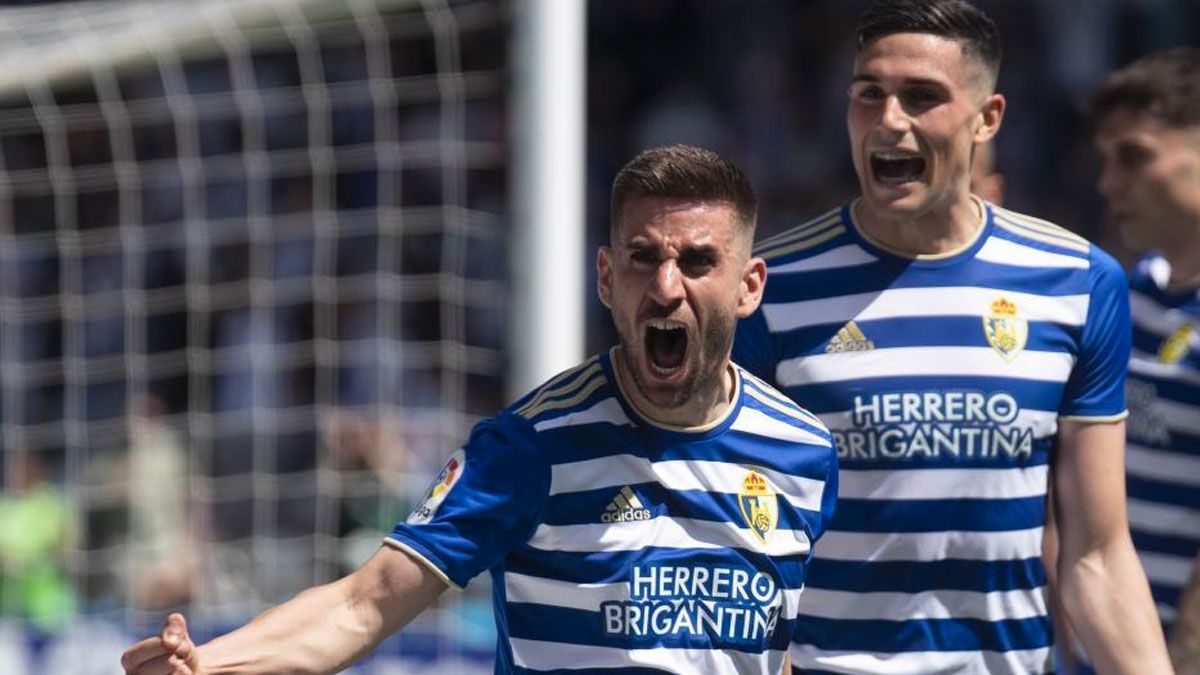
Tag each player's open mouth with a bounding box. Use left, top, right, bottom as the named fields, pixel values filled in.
left=871, top=151, right=926, bottom=186
left=644, top=320, right=688, bottom=375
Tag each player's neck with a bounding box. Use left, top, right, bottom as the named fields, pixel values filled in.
left=611, top=348, right=736, bottom=429
left=855, top=194, right=983, bottom=257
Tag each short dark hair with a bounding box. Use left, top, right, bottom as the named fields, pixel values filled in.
left=610, top=144, right=757, bottom=240
left=1088, top=47, right=1200, bottom=129
left=857, top=0, right=1001, bottom=87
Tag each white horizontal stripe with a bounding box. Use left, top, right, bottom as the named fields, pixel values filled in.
left=791, top=644, right=1053, bottom=675
left=730, top=405, right=832, bottom=447
left=817, top=407, right=1059, bottom=445
left=1139, top=551, right=1196, bottom=588
left=1131, top=293, right=1200, bottom=343
left=1126, top=444, right=1200, bottom=489
left=527, top=517, right=811, bottom=557
left=761, top=286, right=1089, bottom=332
left=1156, top=398, right=1200, bottom=436
left=504, top=571, right=805, bottom=615
left=769, top=244, right=878, bottom=274
left=511, top=637, right=784, bottom=674
left=533, top=397, right=629, bottom=432
left=798, top=586, right=1047, bottom=622
left=1127, top=498, right=1200, bottom=539
left=1129, top=355, right=1200, bottom=389
left=837, top=465, right=1048, bottom=501
left=549, top=456, right=827, bottom=513
left=778, top=347, right=1075, bottom=386
left=976, top=236, right=1089, bottom=269
left=505, top=573, right=627, bottom=611
left=813, top=527, right=1043, bottom=563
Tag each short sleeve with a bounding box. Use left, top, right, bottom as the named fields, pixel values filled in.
left=1059, top=247, right=1131, bottom=420
left=734, top=307, right=779, bottom=385
left=816, top=443, right=839, bottom=544
left=386, top=413, right=549, bottom=588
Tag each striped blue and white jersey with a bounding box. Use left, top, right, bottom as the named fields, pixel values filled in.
left=1125, top=253, right=1200, bottom=633
left=386, top=348, right=837, bottom=674
left=733, top=198, right=1131, bottom=674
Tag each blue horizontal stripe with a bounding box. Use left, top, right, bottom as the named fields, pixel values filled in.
left=1131, top=530, right=1200, bottom=558
left=774, top=315, right=1079, bottom=358
left=1150, top=583, right=1182, bottom=611
left=764, top=259, right=1088, bottom=304
left=1128, top=475, right=1200, bottom=509
left=541, top=483, right=818, bottom=532
left=795, top=614, right=1052, bottom=653
left=506, top=547, right=810, bottom=588
left=779, top=377, right=1069, bottom=418
left=806, top=557, right=1045, bottom=593
left=505, top=602, right=793, bottom=653
left=829, top=496, right=1045, bottom=533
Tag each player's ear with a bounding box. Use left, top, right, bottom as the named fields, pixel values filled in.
left=974, top=93, right=1005, bottom=144
left=737, top=256, right=767, bottom=318
left=597, top=246, right=613, bottom=309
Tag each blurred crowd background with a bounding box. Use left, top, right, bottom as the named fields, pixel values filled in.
left=0, top=0, right=1195, bottom=671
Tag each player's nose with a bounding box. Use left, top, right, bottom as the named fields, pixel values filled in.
left=647, top=259, right=685, bottom=305
left=879, top=94, right=912, bottom=133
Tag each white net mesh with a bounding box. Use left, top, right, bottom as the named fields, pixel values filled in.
left=0, top=0, right=508, bottom=669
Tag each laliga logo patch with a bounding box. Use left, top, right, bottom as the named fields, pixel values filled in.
left=1157, top=323, right=1195, bottom=365
left=983, top=296, right=1027, bottom=362
left=407, top=448, right=465, bottom=524
left=738, top=470, right=778, bottom=544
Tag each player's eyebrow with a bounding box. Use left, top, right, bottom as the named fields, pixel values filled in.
left=851, top=74, right=949, bottom=89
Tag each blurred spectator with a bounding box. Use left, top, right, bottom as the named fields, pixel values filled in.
left=0, top=451, right=77, bottom=633
left=124, top=393, right=197, bottom=610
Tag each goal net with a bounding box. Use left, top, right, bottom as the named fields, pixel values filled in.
left=0, top=0, right=508, bottom=670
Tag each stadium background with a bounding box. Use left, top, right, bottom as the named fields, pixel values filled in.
left=0, top=0, right=1195, bottom=672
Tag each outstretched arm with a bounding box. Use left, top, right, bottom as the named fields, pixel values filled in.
left=121, top=546, right=447, bottom=675
left=1171, top=554, right=1200, bottom=675
left=1054, top=419, right=1172, bottom=674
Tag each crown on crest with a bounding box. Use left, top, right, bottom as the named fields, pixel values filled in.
left=990, top=297, right=1017, bottom=317
left=743, top=471, right=768, bottom=493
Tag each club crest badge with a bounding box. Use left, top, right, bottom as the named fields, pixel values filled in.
left=983, top=296, right=1027, bottom=362
left=407, top=448, right=465, bottom=524
left=1157, top=323, right=1195, bottom=365
left=738, top=470, right=778, bottom=544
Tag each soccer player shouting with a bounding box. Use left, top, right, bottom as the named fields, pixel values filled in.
left=733, top=1, right=1170, bottom=672
left=121, top=145, right=837, bottom=675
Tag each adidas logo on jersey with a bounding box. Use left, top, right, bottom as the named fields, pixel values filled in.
left=826, top=321, right=874, bottom=353
left=601, top=486, right=652, bottom=523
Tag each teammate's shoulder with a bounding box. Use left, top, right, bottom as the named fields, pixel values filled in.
left=988, top=203, right=1094, bottom=258
left=507, top=352, right=628, bottom=430
left=753, top=205, right=851, bottom=265
left=734, top=364, right=831, bottom=440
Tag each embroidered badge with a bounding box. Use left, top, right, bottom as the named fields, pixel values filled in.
left=983, top=297, right=1027, bottom=361
left=738, top=470, right=778, bottom=544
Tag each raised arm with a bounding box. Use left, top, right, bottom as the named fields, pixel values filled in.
left=1053, top=419, right=1172, bottom=674
left=121, top=546, right=447, bottom=675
